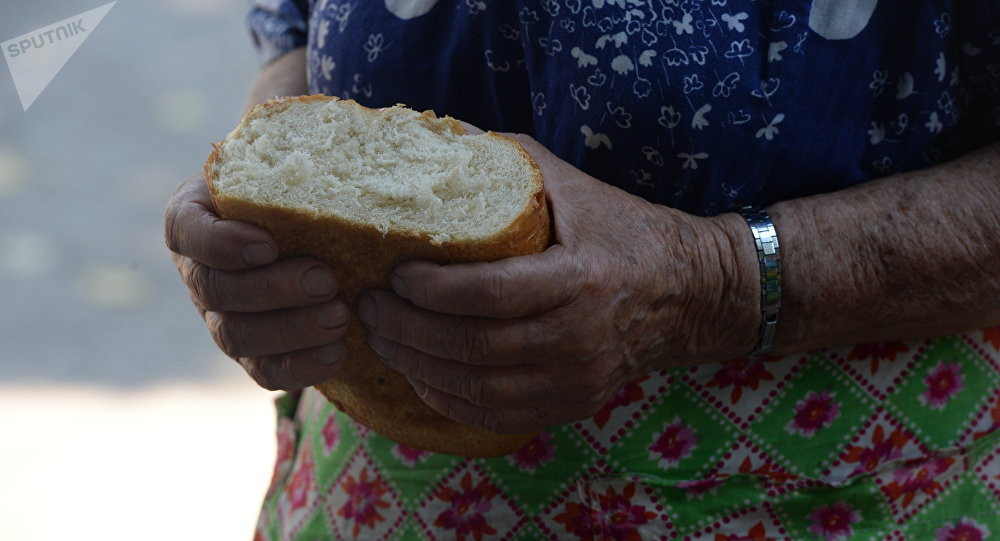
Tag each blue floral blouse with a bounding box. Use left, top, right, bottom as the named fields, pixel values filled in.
left=247, top=0, right=999, bottom=216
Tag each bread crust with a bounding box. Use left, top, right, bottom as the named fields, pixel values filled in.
left=204, top=95, right=550, bottom=457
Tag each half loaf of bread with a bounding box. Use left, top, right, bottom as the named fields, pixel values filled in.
left=204, top=95, right=550, bottom=457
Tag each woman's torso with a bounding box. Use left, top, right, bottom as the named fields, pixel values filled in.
left=252, top=2, right=1000, bottom=539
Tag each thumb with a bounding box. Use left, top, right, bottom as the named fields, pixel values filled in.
left=458, top=120, right=486, bottom=135
left=501, top=132, right=592, bottom=198
left=498, top=133, right=598, bottom=245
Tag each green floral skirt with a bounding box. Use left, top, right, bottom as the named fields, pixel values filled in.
left=254, top=328, right=1000, bottom=540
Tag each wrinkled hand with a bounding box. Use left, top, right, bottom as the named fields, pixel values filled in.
left=360, top=134, right=757, bottom=434
left=164, top=173, right=351, bottom=390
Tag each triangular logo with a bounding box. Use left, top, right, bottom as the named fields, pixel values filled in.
left=2, top=2, right=116, bottom=111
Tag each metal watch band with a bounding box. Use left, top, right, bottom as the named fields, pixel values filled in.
left=737, top=205, right=782, bottom=355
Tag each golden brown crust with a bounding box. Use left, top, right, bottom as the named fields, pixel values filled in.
left=204, top=95, right=550, bottom=457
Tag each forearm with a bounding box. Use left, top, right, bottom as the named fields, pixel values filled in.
left=244, top=47, right=308, bottom=112
left=714, top=142, right=1000, bottom=357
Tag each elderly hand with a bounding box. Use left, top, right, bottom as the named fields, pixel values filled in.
left=360, top=134, right=759, bottom=434
left=164, top=173, right=351, bottom=390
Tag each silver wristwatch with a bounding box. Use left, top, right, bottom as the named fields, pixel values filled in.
left=737, top=205, right=782, bottom=355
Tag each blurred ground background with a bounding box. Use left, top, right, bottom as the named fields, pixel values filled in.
left=0, top=1, right=281, bottom=539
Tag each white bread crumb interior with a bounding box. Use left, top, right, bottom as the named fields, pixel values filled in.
left=210, top=98, right=537, bottom=244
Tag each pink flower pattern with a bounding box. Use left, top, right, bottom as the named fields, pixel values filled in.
left=267, top=419, right=296, bottom=496
left=847, top=341, right=910, bottom=375
left=284, top=449, right=315, bottom=512
left=433, top=473, right=500, bottom=541
left=391, top=443, right=431, bottom=466
left=321, top=414, right=339, bottom=453
left=553, top=482, right=657, bottom=541
left=884, top=455, right=956, bottom=508
left=592, top=376, right=649, bottom=428
left=337, top=467, right=391, bottom=538
left=807, top=501, right=861, bottom=540
left=507, top=431, right=556, bottom=473
left=677, top=477, right=724, bottom=500
left=705, top=356, right=778, bottom=404
left=553, top=499, right=599, bottom=539
left=920, top=361, right=964, bottom=409
left=786, top=390, right=841, bottom=437
left=935, top=518, right=990, bottom=541
left=648, top=416, right=698, bottom=468
left=841, top=424, right=911, bottom=477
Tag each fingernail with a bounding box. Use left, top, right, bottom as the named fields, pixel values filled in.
left=358, top=295, right=376, bottom=329
left=389, top=270, right=409, bottom=299
left=302, top=266, right=336, bottom=297
left=316, top=302, right=349, bottom=329
left=242, top=242, right=275, bottom=266
left=407, top=377, right=427, bottom=395
left=318, top=342, right=346, bottom=365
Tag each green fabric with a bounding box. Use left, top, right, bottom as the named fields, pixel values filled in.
left=254, top=330, right=1000, bottom=540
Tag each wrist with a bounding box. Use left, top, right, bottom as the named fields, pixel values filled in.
left=704, top=211, right=764, bottom=360
left=245, top=47, right=308, bottom=113
left=646, top=205, right=761, bottom=365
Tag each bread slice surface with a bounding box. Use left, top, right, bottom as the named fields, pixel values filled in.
left=205, top=95, right=550, bottom=457
left=210, top=95, right=540, bottom=245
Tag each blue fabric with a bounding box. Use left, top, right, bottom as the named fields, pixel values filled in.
left=246, top=0, right=1000, bottom=216
left=247, top=0, right=310, bottom=66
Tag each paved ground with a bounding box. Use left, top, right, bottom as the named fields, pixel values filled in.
left=0, top=1, right=283, bottom=538
left=0, top=383, right=276, bottom=541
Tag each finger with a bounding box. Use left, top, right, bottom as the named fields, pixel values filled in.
left=458, top=120, right=485, bottom=135
left=389, top=246, right=577, bottom=318
left=359, top=289, right=561, bottom=366
left=367, top=332, right=558, bottom=408
left=413, top=383, right=591, bottom=434
left=205, top=300, right=350, bottom=359
left=177, top=255, right=337, bottom=312
left=164, top=173, right=278, bottom=270
left=238, top=342, right=347, bottom=391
